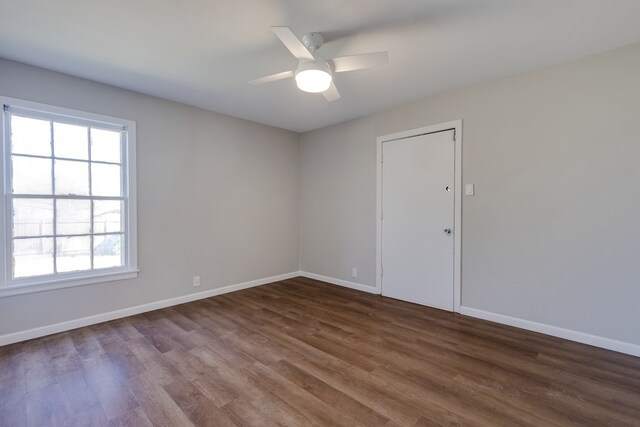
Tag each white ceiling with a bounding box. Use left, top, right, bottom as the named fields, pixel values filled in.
left=1, top=1, right=640, bottom=132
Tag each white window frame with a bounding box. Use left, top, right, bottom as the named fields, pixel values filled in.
left=0, top=96, right=138, bottom=297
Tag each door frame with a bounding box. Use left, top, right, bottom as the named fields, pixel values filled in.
left=376, top=119, right=462, bottom=313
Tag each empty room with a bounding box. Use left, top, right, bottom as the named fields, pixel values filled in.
left=1, top=1, right=639, bottom=425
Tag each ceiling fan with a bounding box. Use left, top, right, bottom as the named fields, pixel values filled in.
left=249, top=27, right=389, bottom=102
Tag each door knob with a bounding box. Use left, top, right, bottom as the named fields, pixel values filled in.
left=444, top=228, right=452, bottom=235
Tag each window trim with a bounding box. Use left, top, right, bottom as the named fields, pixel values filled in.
left=0, top=96, right=138, bottom=297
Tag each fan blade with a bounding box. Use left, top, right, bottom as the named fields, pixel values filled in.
left=322, top=82, right=341, bottom=102
left=329, top=51, right=389, bottom=73
left=248, top=70, right=294, bottom=85
left=272, top=26, right=314, bottom=60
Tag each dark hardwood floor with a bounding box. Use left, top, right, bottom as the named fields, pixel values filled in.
left=2, top=277, right=640, bottom=426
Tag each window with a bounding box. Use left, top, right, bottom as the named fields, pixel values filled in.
left=1, top=97, right=137, bottom=296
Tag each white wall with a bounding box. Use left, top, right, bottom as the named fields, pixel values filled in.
left=0, top=58, right=299, bottom=336
left=300, top=44, right=640, bottom=346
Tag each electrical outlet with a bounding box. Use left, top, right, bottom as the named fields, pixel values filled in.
left=193, top=276, right=200, bottom=287
left=352, top=267, right=358, bottom=278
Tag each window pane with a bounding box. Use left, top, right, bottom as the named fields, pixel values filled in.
left=91, top=129, right=121, bottom=163
left=93, top=200, right=123, bottom=233
left=11, top=115, right=51, bottom=157
left=91, top=163, right=121, bottom=196
left=57, top=199, right=91, bottom=235
left=54, top=122, right=88, bottom=160
left=93, top=234, right=123, bottom=269
left=13, top=237, right=54, bottom=278
left=55, top=160, right=89, bottom=195
left=56, top=236, right=91, bottom=273
left=13, top=198, right=54, bottom=237
left=12, top=156, right=52, bottom=195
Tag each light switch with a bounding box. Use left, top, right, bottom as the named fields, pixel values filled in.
left=465, top=184, right=475, bottom=196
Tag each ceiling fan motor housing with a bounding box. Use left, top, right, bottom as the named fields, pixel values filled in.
left=301, top=32, right=325, bottom=52
left=297, top=32, right=331, bottom=76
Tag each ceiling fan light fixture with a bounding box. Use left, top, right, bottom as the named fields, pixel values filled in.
left=295, top=69, right=332, bottom=93
left=249, top=27, right=388, bottom=101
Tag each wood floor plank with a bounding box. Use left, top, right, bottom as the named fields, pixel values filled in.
left=55, top=368, right=104, bottom=418
left=221, top=399, right=274, bottom=427
left=126, top=372, right=195, bottom=426
left=1, top=277, right=639, bottom=426
left=163, top=379, right=235, bottom=427
left=106, top=406, right=154, bottom=427
left=0, top=384, right=27, bottom=427
left=269, top=359, right=390, bottom=426
left=80, top=354, right=139, bottom=420
left=25, top=383, right=71, bottom=427
left=162, top=348, right=239, bottom=408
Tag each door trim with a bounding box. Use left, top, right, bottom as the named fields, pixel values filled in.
left=376, top=120, right=462, bottom=313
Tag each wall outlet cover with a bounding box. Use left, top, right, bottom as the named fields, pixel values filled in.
left=465, top=184, right=475, bottom=196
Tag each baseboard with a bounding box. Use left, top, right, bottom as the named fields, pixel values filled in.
left=460, top=306, right=640, bottom=357
left=299, top=271, right=380, bottom=294
left=0, top=271, right=299, bottom=346
left=8, top=274, right=635, bottom=358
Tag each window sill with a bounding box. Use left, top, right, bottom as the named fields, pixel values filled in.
left=0, top=270, right=139, bottom=298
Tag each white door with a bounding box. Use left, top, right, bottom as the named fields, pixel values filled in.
left=382, top=130, right=455, bottom=310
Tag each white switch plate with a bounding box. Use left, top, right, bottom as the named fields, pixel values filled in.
left=351, top=267, right=358, bottom=278
left=193, top=276, right=200, bottom=287
left=465, top=184, right=475, bottom=196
